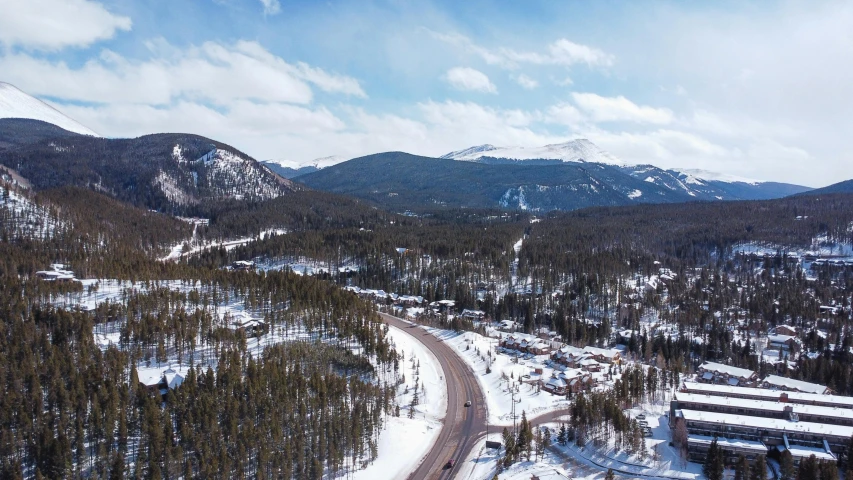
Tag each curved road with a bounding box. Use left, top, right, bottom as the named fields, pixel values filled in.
left=380, top=313, right=488, bottom=480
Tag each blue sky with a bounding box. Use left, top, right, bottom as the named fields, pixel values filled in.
left=1, top=0, right=851, bottom=186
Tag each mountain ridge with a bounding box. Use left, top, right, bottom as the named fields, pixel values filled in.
left=0, top=82, right=99, bottom=137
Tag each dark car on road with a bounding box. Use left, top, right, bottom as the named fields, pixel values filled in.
left=445, top=459, right=456, bottom=469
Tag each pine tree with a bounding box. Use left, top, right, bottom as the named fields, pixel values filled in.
left=605, top=468, right=616, bottom=480
left=734, top=454, right=749, bottom=480
left=750, top=455, right=767, bottom=480
left=779, top=450, right=795, bottom=480
left=703, top=437, right=724, bottom=480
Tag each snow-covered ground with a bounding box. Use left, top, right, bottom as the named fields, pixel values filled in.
left=455, top=432, right=596, bottom=480
left=353, top=324, right=447, bottom=480
left=1, top=187, right=64, bottom=239
left=160, top=227, right=287, bottom=261
left=556, top=397, right=700, bottom=480
left=425, top=328, right=571, bottom=426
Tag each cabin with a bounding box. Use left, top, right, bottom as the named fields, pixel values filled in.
left=775, top=325, right=798, bottom=336
left=232, top=260, right=255, bottom=271
left=138, top=367, right=186, bottom=397
left=232, top=318, right=269, bottom=337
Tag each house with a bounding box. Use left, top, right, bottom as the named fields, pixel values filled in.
left=775, top=325, right=798, bottom=336
left=429, top=299, right=455, bottom=313
left=768, top=334, right=799, bottom=351
left=35, top=264, right=77, bottom=282
left=396, top=295, right=424, bottom=307
left=578, top=358, right=602, bottom=372
left=543, top=376, right=568, bottom=395
left=498, top=320, right=517, bottom=332
left=542, top=369, right=593, bottom=396
left=582, top=346, right=621, bottom=364
left=528, top=341, right=551, bottom=355
left=232, top=260, right=255, bottom=271
left=138, top=367, right=186, bottom=397
left=502, top=333, right=551, bottom=355
left=461, top=309, right=486, bottom=320
left=697, top=361, right=758, bottom=387
left=560, top=369, right=593, bottom=393
left=232, top=318, right=269, bottom=337
left=551, top=345, right=586, bottom=367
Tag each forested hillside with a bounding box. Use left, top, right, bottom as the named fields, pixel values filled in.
left=0, top=119, right=296, bottom=215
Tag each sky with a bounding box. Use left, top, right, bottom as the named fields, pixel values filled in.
left=0, top=0, right=851, bottom=187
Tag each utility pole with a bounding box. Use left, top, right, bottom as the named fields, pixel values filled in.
left=511, top=383, right=517, bottom=437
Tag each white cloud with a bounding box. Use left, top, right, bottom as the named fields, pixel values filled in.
left=0, top=40, right=365, bottom=106
left=429, top=31, right=613, bottom=70
left=443, top=67, right=497, bottom=94
left=259, top=0, right=281, bottom=15
left=513, top=74, right=539, bottom=90
left=545, top=103, right=585, bottom=127
left=60, top=100, right=345, bottom=140
left=546, top=39, right=614, bottom=68
left=0, top=0, right=131, bottom=51
left=571, top=92, right=674, bottom=124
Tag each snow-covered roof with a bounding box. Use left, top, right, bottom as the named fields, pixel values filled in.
left=687, top=434, right=768, bottom=453
left=683, top=381, right=853, bottom=408
left=547, top=377, right=567, bottom=388
left=776, top=444, right=836, bottom=461
left=675, top=392, right=853, bottom=422
left=680, top=409, right=853, bottom=439
left=699, top=361, right=756, bottom=379
left=763, top=375, right=828, bottom=394
left=583, top=346, right=620, bottom=358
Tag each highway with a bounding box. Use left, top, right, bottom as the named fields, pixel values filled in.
left=379, top=313, right=488, bottom=480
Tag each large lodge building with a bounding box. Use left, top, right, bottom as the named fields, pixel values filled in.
left=671, top=381, right=851, bottom=465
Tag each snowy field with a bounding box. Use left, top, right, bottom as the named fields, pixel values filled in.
left=455, top=432, right=598, bottom=480
left=425, top=328, right=571, bottom=426
left=352, top=324, right=447, bottom=480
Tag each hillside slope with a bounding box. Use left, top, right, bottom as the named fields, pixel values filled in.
left=0, top=120, right=297, bottom=214
left=296, top=151, right=695, bottom=211
left=0, top=82, right=99, bottom=136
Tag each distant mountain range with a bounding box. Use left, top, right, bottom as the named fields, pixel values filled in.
left=295, top=142, right=813, bottom=211
left=440, top=139, right=624, bottom=165
left=0, top=80, right=835, bottom=214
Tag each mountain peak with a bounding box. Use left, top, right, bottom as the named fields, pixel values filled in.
left=439, top=144, right=498, bottom=159
left=440, top=139, right=625, bottom=165
left=0, top=82, right=100, bottom=137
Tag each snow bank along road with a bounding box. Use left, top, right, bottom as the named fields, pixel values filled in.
left=379, top=313, right=488, bottom=480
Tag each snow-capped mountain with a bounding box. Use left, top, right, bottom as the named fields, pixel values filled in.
left=0, top=82, right=99, bottom=137
left=440, top=139, right=625, bottom=165
left=621, top=164, right=810, bottom=201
